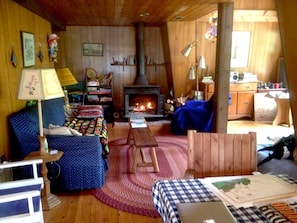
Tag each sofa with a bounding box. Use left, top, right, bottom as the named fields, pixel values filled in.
left=9, top=97, right=108, bottom=191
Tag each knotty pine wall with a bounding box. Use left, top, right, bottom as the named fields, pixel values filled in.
left=56, top=26, right=168, bottom=111
left=168, top=20, right=281, bottom=98
left=0, top=0, right=53, bottom=158
left=56, top=20, right=282, bottom=109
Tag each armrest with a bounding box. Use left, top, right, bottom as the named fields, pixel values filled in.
left=0, top=190, right=40, bottom=204
left=46, top=135, right=102, bottom=154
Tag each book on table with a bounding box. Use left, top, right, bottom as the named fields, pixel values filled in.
left=130, top=117, right=147, bottom=128
left=177, top=201, right=236, bottom=223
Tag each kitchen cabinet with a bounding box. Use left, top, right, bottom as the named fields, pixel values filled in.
left=200, top=82, right=257, bottom=120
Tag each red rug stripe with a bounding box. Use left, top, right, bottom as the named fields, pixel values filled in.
left=92, top=135, right=187, bottom=217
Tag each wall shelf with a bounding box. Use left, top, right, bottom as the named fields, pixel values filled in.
left=110, top=63, right=166, bottom=71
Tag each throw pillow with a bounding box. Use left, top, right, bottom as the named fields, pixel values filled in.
left=77, top=105, right=103, bottom=118
left=44, top=124, right=82, bottom=136
left=44, top=126, right=72, bottom=136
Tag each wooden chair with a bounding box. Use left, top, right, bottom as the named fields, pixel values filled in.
left=185, top=130, right=257, bottom=178
left=0, top=159, right=44, bottom=222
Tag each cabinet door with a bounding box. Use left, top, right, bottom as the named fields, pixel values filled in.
left=237, top=91, right=254, bottom=115
left=206, top=92, right=214, bottom=100
left=228, top=92, right=237, bottom=115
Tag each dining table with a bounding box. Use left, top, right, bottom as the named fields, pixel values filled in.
left=152, top=174, right=297, bottom=223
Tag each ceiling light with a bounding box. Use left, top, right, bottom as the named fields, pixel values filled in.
left=140, top=12, right=150, bottom=17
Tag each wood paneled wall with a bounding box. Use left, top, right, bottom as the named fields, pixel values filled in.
left=168, top=20, right=281, bottom=98
left=0, top=0, right=53, bottom=158
left=56, top=19, right=281, bottom=111
left=56, top=26, right=168, bottom=111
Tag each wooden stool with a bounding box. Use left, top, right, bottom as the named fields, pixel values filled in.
left=127, top=124, right=159, bottom=173
left=273, top=97, right=292, bottom=127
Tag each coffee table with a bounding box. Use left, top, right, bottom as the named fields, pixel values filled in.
left=127, top=119, right=159, bottom=173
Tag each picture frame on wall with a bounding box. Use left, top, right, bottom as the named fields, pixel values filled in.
left=21, top=31, right=35, bottom=67
left=83, top=43, right=103, bottom=56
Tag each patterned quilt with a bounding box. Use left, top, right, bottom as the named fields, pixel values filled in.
left=64, top=117, right=109, bottom=158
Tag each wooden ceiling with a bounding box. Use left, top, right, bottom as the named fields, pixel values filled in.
left=13, top=0, right=277, bottom=30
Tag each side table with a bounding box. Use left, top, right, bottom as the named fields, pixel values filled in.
left=25, top=150, right=64, bottom=210
left=273, top=97, right=292, bottom=127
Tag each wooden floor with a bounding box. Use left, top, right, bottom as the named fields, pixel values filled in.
left=43, top=120, right=294, bottom=223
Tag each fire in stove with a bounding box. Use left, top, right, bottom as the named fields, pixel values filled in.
left=133, top=102, right=154, bottom=112
left=129, top=94, right=157, bottom=114
left=124, top=85, right=164, bottom=118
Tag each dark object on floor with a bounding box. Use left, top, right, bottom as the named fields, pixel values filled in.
left=257, top=134, right=296, bottom=167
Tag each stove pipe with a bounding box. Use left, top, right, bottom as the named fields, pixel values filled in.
left=134, top=22, right=149, bottom=85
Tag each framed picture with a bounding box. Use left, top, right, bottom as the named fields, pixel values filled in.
left=21, top=31, right=35, bottom=67
left=230, top=31, right=251, bottom=68
left=83, top=43, right=103, bottom=56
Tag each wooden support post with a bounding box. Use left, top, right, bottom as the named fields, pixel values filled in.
left=213, top=2, right=234, bottom=133
left=277, top=0, right=297, bottom=162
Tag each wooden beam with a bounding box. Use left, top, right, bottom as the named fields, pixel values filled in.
left=276, top=0, right=297, bottom=160
left=213, top=2, right=234, bottom=133
left=13, top=0, right=66, bottom=31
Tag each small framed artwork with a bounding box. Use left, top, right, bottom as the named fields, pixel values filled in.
left=230, top=31, right=251, bottom=68
left=83, top=43, right=103, bottom=56
left=21, top=31, right=35, bottom=67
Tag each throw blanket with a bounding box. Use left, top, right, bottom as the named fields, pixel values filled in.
left=64, top=117, right=109, bottom=158
left=171, top=97, right=214, bottom=135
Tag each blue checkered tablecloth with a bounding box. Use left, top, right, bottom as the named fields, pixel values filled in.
left=152, top=175, right=297, bottom=223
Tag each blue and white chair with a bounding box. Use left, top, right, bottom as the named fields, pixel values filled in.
left=0, top=159, right=44, bottom=223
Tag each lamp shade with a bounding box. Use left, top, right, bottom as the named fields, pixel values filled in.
left=56, top=68, right=78, bottom=87
left=18, top=68, right=64, bottom=100
left=198, top=56, right=206, bottom=69
left=188, top=66, right=196, bottom=80
left=182, top=44, right=194, bottom=57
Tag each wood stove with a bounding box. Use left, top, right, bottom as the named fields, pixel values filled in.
left=124, top=85, right=164, bottom=118
left=123, top=22, right=165, bottom=118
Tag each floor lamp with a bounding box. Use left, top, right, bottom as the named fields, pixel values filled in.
left=18, top=68, right=64, bottom=155
left=182, top=41, right=205, bottom=100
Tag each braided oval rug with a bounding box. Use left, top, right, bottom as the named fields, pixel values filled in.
left=92, top=135, right=187, bottom=217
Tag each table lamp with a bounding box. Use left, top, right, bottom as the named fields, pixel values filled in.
left=56, top=68, right=78, bottom=106
left=18, top=68, right=64, bottom=155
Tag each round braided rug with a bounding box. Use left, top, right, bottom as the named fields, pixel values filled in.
left=92, top=135, right=187, bottom=217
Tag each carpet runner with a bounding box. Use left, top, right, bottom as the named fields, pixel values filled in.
left=92, top=135, right=187, bottom=217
